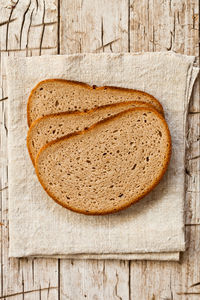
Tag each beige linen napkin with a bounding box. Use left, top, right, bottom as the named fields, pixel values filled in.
left=6, top=52, right=198, bottom=261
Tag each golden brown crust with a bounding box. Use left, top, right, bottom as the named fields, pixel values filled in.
left=35, top=107, right=171, bottom=215
left=27, top=78, right=164, bottom=127
left=27, top=100, right=155, bottom=166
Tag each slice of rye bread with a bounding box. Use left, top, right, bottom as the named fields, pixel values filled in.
left=35, top=107, right=171, bottom=215
left=27, top=101, right=156, bottom=165
left=27, top=79, right=164, bottom=126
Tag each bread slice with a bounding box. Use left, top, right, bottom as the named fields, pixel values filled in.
left=35, top=107, right=171, bottom=215
left=27, top=101, right=156, bottom=165
left=27, top=79, right=164, bottom=126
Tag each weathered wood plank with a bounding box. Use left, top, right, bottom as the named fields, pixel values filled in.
left=129, top=0, right=200, bottom=298
left=130, top=226, right=200, bottom=299
left=60, top=0, right=129, bottom=54
left=60, top=260, right=129, bottom=299
left=59, top=0, right=130, bottom=298
left=0, top=1, right=59, bottom=299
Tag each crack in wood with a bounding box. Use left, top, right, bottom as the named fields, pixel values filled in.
left=173, top=12, right=176, bottom=42
left=31, top=21, right=57, bottom=27
left=3, top=111, right=8, bottom=136
left=3, top=125, right=8, bottom=137
left=128, top=0, right=130, bottom=52
left=177, top=292, right=200, bottom=295
left=32, top=259, right=34, bottom=285
left=0, top=18, right=16, bottom=27
left=147, top=0, right=149, bottom=49
left=39, top=0, right=46, bottom=56
left=114, top=271, right=122, bottom=300
left=17, top=259, right=20, bottom=274
left=22, top=270, right=25, bottom=300
left=192, top=8, right=195, bottom=29
left=186, top=224, right=200, bottom=226
left=166, top=31, right=173, bottom=51
left=189, top=111, right=200, bottom=114
left=101, top=17, right=104, bottom=52
left=0, top=187, right=8, bottom=192
left=94, top=38, right=120, bottom=52
left=35, top=0, right=39, bottom=11
left=102, top=260, right=106, bottom=288
left=0, top=47, right=56, bottom=53
left=169, top=0, right=172, bottom=13
left=79, top=38, right=82, bottom=53
left=26, top=8, right=34, bottom=56
left=47, top=281, right=51, bottom=298
left=58, top=259, right=60, bottom=300
left=185, top=168, right=192, bottom=177
left=177, top=11, right=180, bottom=25
left=0, top=97, right=8, bottom=102
left=188, top=155, right=200, bottom=160
left=0, top=286, right=58, bottom=299
left=19, top=0, right=32, bottom=49
left=169, top=273, right=174, bottom=300
left=190, top=281, right=200, bottom=288
left=128, top=261, right=131, bottom=300
left=6, top=0, right=19, bottom=51
left=57, top=0, right=60, bottom=54
left=39, top=284, right=42, bottom=300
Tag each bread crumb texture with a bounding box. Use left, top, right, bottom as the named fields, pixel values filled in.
left=27, top=79, right=164, bottom=126
left=27, top=101, right=155, bottom=164
left=35, top=108, right=171, bottom=215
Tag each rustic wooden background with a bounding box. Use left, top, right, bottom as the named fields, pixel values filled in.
left=0, top=0, right=199, bottom=299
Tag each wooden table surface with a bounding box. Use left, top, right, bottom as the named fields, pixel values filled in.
left=0, top=1, right=199, bottom=299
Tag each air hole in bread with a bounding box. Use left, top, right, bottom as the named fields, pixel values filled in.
left=132, top=164, right=137, bottom=170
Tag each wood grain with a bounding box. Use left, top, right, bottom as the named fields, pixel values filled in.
left=129, top=1, right=200, bottom=299
left=0, top=1, right=59, bottom=299
left=0, top=0, right=199, bottom=299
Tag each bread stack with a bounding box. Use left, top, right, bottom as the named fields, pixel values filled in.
left=27, top=79, right=171, bottom=215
